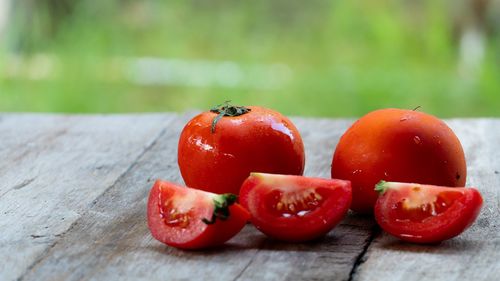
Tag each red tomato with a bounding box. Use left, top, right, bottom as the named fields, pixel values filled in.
left=331, top=108, right=466, bottom=214
left=147, top=180, right=250, bottom=249
left=374, top=181, right=483, bottom=243
left=178, top=103, right=305, bottom=195
left=239, top=173, right=352, bottom=242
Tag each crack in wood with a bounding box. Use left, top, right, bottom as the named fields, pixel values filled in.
left=11, top=128, right=68, bottom=164
left=231, top=243, right=265, bottom=281
left=13, top=178, right=36, bottom=190
left=3, top=117, right=499, bottom=281
left=347, top=225, right=380, bottom=281
left=0, top=177, right=38, bottom=200
left=231, top=252, right=259, bottom=281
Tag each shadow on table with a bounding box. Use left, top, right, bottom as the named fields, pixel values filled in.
left=146, top=234, right=340, bottom=255
left=146, top=213, right=379, bottom=256
left=148, top=229, right=373, bottom=258
left=146, top=211, right=481, bottom=257
left=374, top=234, right=481, bottom=254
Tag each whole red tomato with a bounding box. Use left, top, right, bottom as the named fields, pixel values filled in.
left=178, top=103, right=305, bottom=195
left=331, top=108, right=466, bottom=214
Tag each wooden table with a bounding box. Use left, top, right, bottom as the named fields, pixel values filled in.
left=1, top=113, right=499, bottom=281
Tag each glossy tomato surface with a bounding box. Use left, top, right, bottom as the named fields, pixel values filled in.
left=147, top=180, right=250, bottom=250
left=374, top=181, right=482, bottom=243
left=331, top=108, right=466, bottom=214
left=178, top=105, right=305, bottom=195
left=239, top=173, right=352, bottom=242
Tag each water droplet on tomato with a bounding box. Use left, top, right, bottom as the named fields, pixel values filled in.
left=413, top=136, right=422, bottom=145
left=194, top=137, right=214, bottom=152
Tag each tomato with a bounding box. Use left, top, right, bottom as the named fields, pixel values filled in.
left=331, top=108, right=466, bottom=214
left=178, top=102, right=305, bottom=195
left=374, top=181, right=483, bottom=243
left=239, top=173, right=352, bottom=242
left=147, top=180, right=250, bottom=249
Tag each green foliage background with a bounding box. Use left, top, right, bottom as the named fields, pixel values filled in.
left=1, top=0, right=499, bottom=117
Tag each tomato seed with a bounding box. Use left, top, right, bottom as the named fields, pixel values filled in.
left=276, top=202, right=284, bottom=211
left=314, top=193, right=322, bottom=200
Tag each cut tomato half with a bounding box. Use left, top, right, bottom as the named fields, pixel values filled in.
left=147, top=180, right=250, bottom=249
left=374, top=181, right=483, bottom=243
left=239, top=173, right=352, bottom=242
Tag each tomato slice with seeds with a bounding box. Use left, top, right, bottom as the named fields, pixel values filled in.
left=239, top=173, right=352, bottom=242
left=147, top=180, right=250, bottom=249
left=374, top=181, right=483, bottom=243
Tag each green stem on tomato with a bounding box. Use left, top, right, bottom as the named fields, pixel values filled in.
left=210, top=101, right=251, bottom=133
left=202, top=193, right=238, bottom=225
left=375, top=180, right=389, bottom=194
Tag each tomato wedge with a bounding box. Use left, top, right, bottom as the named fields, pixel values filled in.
left=239, top=173, right=352, bottom=242
left=147, top=180, right=250, bottom=249
left=374, top=181, right=483, bottom=243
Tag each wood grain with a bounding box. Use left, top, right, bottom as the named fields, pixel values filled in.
left=2, top=114, right=498, bottom=281
left=230, top=118, right=374, bottom=281
left=0, top=114, right=175, bottom=281
left=351, top=119, right=500, bottom=281
left=15, top=115, right=374, bottom=281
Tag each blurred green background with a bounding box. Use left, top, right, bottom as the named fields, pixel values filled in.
left=1, top=0, right=499, bottom=117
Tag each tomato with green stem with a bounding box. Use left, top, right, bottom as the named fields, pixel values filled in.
left=147, top=180, right=250, bottom=249
left=374, top=181, right=483, bottom=243
left=178, top=102, right=305, bottom=195
left=239, top=173, right=352, bottom=242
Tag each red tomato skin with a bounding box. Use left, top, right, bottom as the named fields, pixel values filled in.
left=147, top=180, right=250, bottom=250
left=374, top=183, right=483, bottom=243
left=178, top=106, right=305, bottom=195
left=331, top=108, right=466, bottom=214
left=239, top=173, right=352, bottom=242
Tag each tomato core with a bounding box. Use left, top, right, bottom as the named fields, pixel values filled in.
left=158, top=191, right=194, bottom=229
left=264, top=188, right=324, bottom=218
left=393, top=190, right=463, bottom=223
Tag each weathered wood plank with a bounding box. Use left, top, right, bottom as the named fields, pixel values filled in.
left=233, top=118, right=374, bottom=281
left=0, top=114, right=176, bottom=281
left=6, top=115, right=497, bottom=281
left=18, top=116, right=375, bottom=281
left=352, top=119, right=500, bottom=281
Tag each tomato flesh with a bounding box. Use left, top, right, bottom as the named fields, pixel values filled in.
left=392, top=189, right=463, bottom=223
left=147, top=180, right=250, bottom=249
left=264, top=188, right=325, bottom=218
left=374, top=181, right=483, bottom=243
left=239, top=173, right=352, bottom=242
